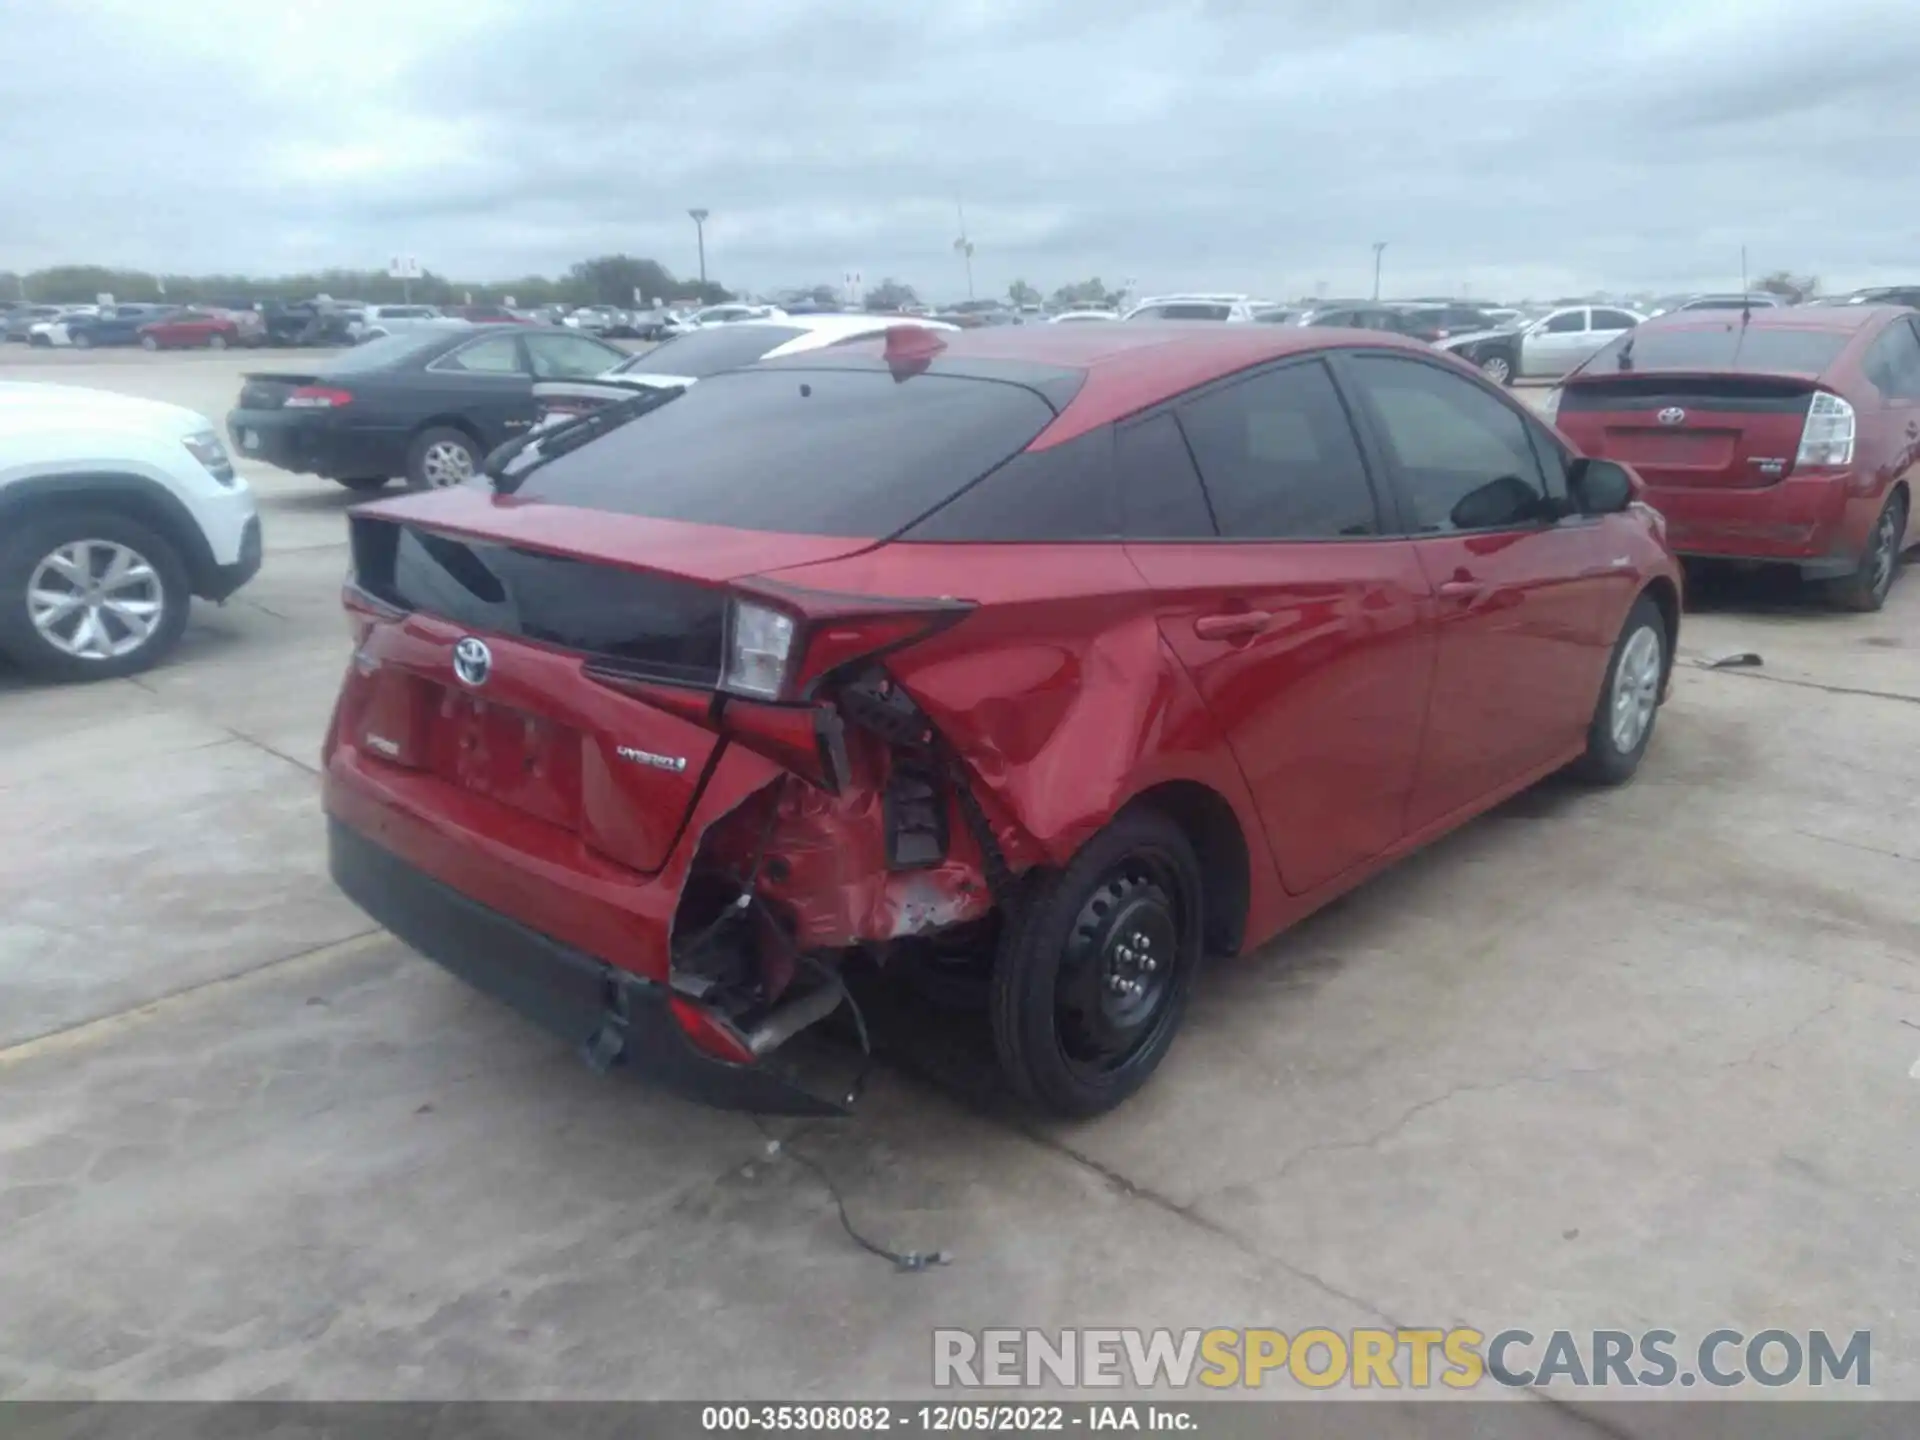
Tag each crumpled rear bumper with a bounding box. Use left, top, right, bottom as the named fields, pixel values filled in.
left=328, top=818, right=845, bottom=1116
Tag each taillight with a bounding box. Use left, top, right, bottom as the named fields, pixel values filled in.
left=1795, top=391, right=1855, bottom=468
left=720, top=600, right=797, bottom=700
left=721, top=587, right=974, bottom=703
left=286, top=386, right=354, bottom=409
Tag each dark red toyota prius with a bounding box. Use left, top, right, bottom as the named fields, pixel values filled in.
left=324, top=324, right=1681, bottom=1117
left=1552, top=304, right=1914, bottom=610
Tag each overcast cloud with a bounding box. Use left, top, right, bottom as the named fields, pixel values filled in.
left=4, top=0, right=1917, bottom=300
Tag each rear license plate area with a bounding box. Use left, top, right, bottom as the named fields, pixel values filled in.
left=428, top=689, right=581, bottom=828
left=1603, top=427, right=1737, bottom=468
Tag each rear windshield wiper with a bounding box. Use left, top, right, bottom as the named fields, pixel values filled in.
left=487, top=384, right=687, bottom=495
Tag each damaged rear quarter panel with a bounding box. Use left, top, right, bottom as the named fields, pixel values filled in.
left=761, top=542, right=1280, bottom=931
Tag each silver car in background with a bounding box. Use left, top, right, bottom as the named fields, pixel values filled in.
left=1437, top=304, right=1646, bottom=384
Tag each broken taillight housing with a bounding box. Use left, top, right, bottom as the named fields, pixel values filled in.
left=720, top=600, right=797, bottom=700
left=721, top=585, right=974, bottom=704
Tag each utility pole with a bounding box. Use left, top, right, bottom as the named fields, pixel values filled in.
left=954, top=201, right=975, bottom=300
left=688, top=209, right=711, bottom=291
left=1371, top=242, right=1387, bottom=302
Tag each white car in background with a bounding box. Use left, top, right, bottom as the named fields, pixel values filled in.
left=524, top=313, right=958, bottom=429
left=0, top=382, right=261, bottom=680
left=1121, top=294, right=1277, bottom=322
left=349, top=304, right=449, bottom=343
left=657, top=303, right=786, bottom=337
left=26, top=305, right=100, bottom=347
left=1050, top=309, right=1119, bottom=323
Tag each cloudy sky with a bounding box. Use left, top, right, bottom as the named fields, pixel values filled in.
left=5, top=0, right=1917, bottom=302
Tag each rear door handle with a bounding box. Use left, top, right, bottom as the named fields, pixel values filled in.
left=1193, top=610, right=1273, bottom=640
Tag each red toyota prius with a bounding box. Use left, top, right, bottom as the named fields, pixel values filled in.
left=1551, top=304, right=1914, bottom=610
left=323, top=324, right=1681, bottom=1117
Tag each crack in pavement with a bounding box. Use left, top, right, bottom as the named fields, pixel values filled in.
left=1692, top=664, right=1920, bottom=707
left=125, top=675, right=318, bottom=776
left=0, top=929, right=385, bottom=1068
left=1193, top=985, right=1852, bottom=1204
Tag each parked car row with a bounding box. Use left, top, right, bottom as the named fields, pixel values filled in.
left=8, top=295, right=1909, bottom=1125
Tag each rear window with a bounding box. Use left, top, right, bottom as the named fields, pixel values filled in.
left=515, top=367, right=1058, bottom=537
left=1583, top=324, right=1851, bottom=377
left=615, top=324, right=808, bottom=377
left=322, top=331, right=454, bottom=373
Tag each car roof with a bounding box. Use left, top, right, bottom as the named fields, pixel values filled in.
left=800, top=321, right=1434, bottom=442
left=1640, top=303, right=1896, bottom=334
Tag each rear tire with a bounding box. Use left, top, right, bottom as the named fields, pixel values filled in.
left=1479, top=350, right=1513, bottom=385
left=73, top=332, right=92, bottom=350
left=1570, top=595, right=1666, bottom=786
left=404, top=427, right=480, bottom=491
left=990, top=808, right=1204, bottom=1117
left=0, top=511, right=192, bottom=682
left=208, top=333, right=228, bottom=351
left=140, top=334, right=159, bottom=352
left=1825, top=491, right=1906, bottom=613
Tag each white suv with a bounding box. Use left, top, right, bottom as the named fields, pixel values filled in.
left=0, top=383, right=261, bottom=681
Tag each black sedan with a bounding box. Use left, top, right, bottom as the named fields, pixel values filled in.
left=225, top=326, right=628, bottom=491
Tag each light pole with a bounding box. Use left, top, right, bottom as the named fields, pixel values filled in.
left=954, top=201, right=975, bottom=300
left=1371, top=242, right=1387, bottom=302
left=688, top=209, right=710, bottom=292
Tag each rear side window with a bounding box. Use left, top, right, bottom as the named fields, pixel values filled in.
left=515, top=368, right=1057, bottom=537
left=1542, top=311, right=1585, bottom=334
left=903, top=426, right=1118, bottom=540
left=1863, top=317, right=1920, bottom=399
left=1173, top=360, right=1378, bottom=539
left=1590, top=309, right=1641, bottom=331
left=618, top=324, right=808, bottom=377
left=435, top=335, right=524, bottom=374
left=1117, top=413, right=1216, bottom=538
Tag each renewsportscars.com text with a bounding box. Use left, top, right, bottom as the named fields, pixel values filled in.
left=932, top=1327, right=1871, bottom=1390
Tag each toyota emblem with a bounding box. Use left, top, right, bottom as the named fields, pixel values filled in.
left=452, top=636, right=492, bottom=688
left=1657, top=406, right=1687, bottom=426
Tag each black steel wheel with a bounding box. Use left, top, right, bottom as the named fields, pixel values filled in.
left=991, top=808, right=1203, bottom=1116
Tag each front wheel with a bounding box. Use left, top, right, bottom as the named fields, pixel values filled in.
left=990, top=808, right=1204, bottom=1117
left=1825, top=491, right=1906, bottom=612
left=1571, top=595, right=1666, bottom=785
left=72, top=332, right=92, bottom=350
left=207, top=333, right=228, bottom=351
left=140, top=334, right=159, bottom=351
left=0, top=513, right=192, bottom=682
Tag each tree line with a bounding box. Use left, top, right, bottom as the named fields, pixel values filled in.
left=1, top=255, right=1133, bottom=313
left=0, top=255, right=734, bottom=308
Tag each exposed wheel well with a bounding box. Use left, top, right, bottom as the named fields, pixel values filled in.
left=412, top=416, right=485, bottom=451
left=0, top=475, right=215, bottom=593
left=1891, top=480, right=1911, bottom=523
left=1126, top=780, right=1249, bottom=957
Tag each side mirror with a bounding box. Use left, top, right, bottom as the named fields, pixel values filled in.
left=1568, top=457, right=1636, bottom=514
